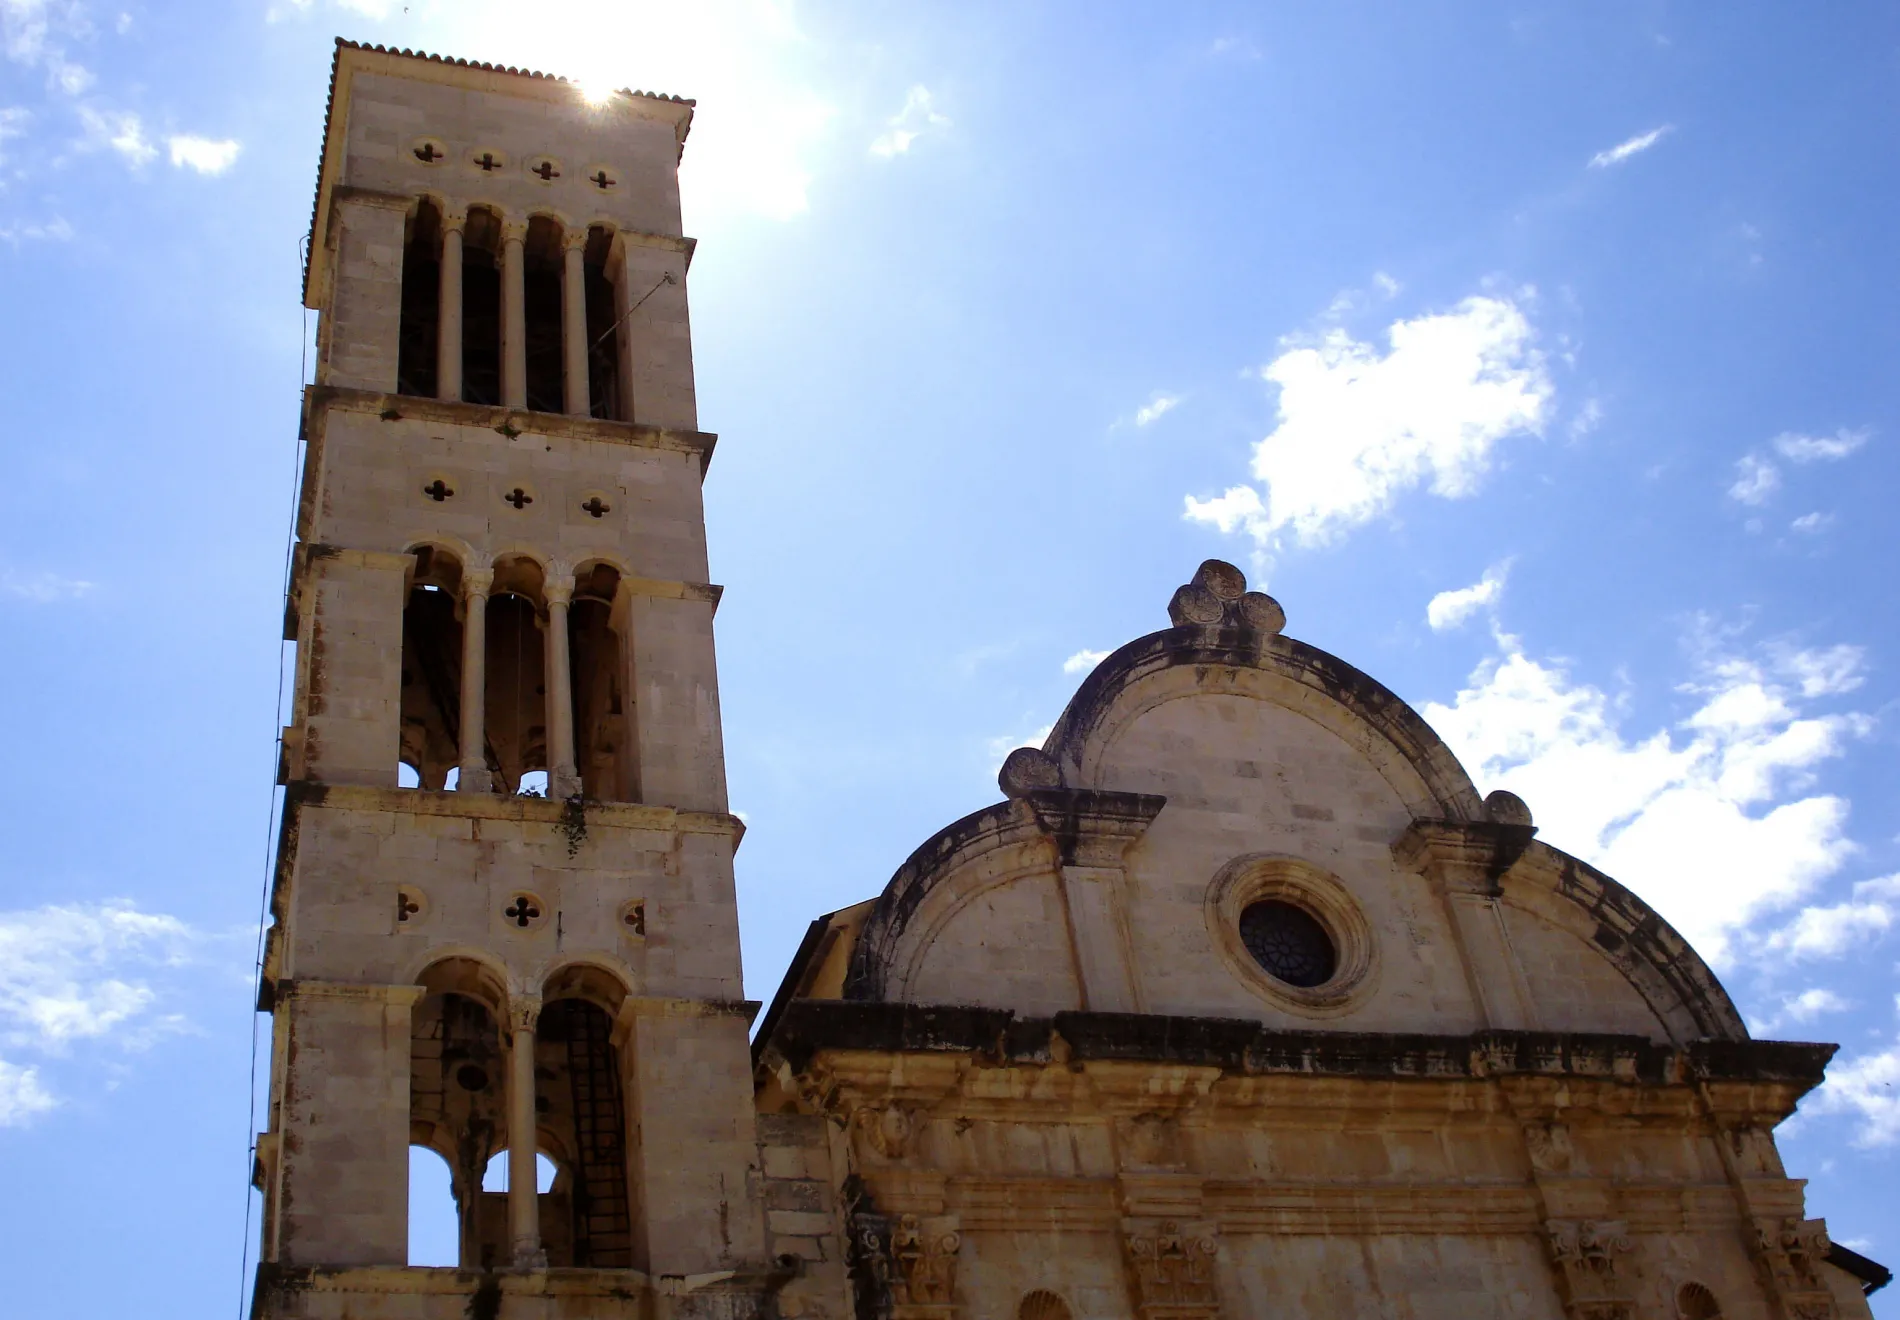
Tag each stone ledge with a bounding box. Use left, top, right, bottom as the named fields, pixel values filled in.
left=283, top=779, right=744, bottom=839
left=758, top=1000, right=1836, bottom=1093
left=305, top=384, right=718, bottom=470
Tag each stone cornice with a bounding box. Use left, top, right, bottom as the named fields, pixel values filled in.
left=304, top=385, right=718, bottom=471
left=281, top=779, right=743, bottom=838
left=759, top=1001, right=1834, bottom=1113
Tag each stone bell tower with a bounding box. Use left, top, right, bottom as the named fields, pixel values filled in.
left=252, top=40, right=774, bottom=1319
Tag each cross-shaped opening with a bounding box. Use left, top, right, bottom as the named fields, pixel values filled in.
left=503, top=487, right=533, bottom=509
left=422, top=479, right=454, bottom=502
left=474, top=151, right=502, bottom=172
left=414, top=142, right=444, bottom=164
left=623, top=903, right=645, bottom=936
left=581, top=497, right=611, bottom=519
left=531, top=160, right=559, bottom=181
left=589, top=169, right=615, bottom=191
left=504, top=896, right=540, bottom=928
left=398, top=892, right=421, bottom=923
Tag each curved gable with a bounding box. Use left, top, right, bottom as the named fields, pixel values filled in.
left=827, top=561, right=1745, bottom=1046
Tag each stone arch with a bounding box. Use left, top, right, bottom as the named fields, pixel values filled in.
left=408, top=951, right=510, bottom=1267
left=1047, top=625, right=1484, bottom=824
left=399, top=542, right=467, bottom=788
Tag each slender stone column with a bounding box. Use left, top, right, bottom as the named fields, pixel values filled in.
left=561, top=229, right=591, bottom=416
left=506, top=996, right=544, bottom=1267
left=436, top=206, right=465, bottom=402
left=500, top=220, right=528, bottom=410
left=457, top=569, right=494, bottom=793
left=544, top=578, right=579, bottom=798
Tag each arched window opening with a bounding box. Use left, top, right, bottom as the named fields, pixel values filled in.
left=523, top=217, right=565, bottom=412
left=399, top=545, right=464, bottom=790
left=570, top=562, right=631, bottom=801
left=396, top=199, right=442, bottom=398
left=583, top=226, right=622, bottom=420
left=460, top=207, right=504, bottom=406
left=1678, top=1283, right=1723, bottom=1320
left=408, top=1144, right=459, bottom=1266
left=409, top=974, right=506, bottom=1269
left=1019, top=1291, right=1072, bottom=1320
left=534, top=997, right=633, bottom=1267
left=398, top=762, right=422, bottom=789
left=517, top=769, right=549, bottom=797
left=483, top=556, right=547, bottom=793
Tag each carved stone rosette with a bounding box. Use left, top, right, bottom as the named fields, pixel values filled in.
left=1753, top=1216, right=1838, bottom=1320
left=1123, top=1218, right=1221, bottom=1320
left=1544, top=1219, right=1637, bottom=1320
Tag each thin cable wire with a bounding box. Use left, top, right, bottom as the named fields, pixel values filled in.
left=237, top=232, right=314, bottom=1320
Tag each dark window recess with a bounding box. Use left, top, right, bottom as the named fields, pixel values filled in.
left=523, top=218, right=565, bottom=412
left=1238, top=900, right=1336, bottom=988
left=583, top=227, right=621, bottom=420
left=396, top=202, right=442, bottom=398
left=461, top=250, right=502, bottom=405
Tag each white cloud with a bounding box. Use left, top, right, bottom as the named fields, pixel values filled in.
left=1760, top=898, right=1893, bottom=960
left=1207, top=36, right=1261, bottom=60
left=1134, top=393, right=1180, bottom=427
left=1781, top=987, right=1850, bottom=1023
left=1063, top=648, right=1110, bottom=675
left=1773, top=427, right=1869, bottom=464
left=0, top=215, right=71, bottom=244
left=1810, top=1018, right=1900, bottom=1148
left=1186, top=295, right=1551, bottom=557
left=1422, top=636, right=1869, bottom=964
left=1770, top=642, right=1865, bottom=698
left=1, top=568, right=93, bottom=600
left=167, top=134, right=239, bottom=175
left=869, top=84, right=949, bottom=159
left=1727, top=453, right=1780, bottom=505
left=1372, top=271, right=1401, bottom=298
left=0, top=1058, right=53, bottom=1127
left=0, top=901, right=205, bottom=1126
left=78, top=105, right=153, bottom=165
left=1427, top=562, right=1509, bottom=632
left=1568, top=397, right=1603, bottom=439
left=1790, top=511, right=1832, bottom=535
left=1589, top=125, right=1672, bottom=169
left=2, top=0, right=92, bottom=93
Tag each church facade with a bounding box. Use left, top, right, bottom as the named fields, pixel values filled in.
left=250, top=39, right=1888, bottom=1320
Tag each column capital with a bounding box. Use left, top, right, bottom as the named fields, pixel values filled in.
left=500, top=219, right=529, bottom=246
left=462, top=568, right=494, bottom=599
left=507, top=995, right=543, bottom=1032
left=439, top=203, right=468, bottom=233
left=544, top=579, right=574, bottom=607
left=561, top=227, right=589, bottom=254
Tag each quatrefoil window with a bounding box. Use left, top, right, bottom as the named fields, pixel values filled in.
left=503, top=893, right=545, bottom=929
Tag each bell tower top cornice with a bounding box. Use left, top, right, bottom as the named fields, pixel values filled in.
left=304, top=37, right=696, bottom=309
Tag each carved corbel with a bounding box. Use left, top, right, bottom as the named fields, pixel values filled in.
left=853, top=1102, right=920, bottom=1161
left=1122, top=1218, right=1221, bottom=1320
left=1544, top=1219, right=1637, bottom=1320
left=1753, top=1217, right=1838, bottom=1320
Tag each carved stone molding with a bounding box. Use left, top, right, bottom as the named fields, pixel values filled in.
left=1122, top=1218, right=1220, bottom=1320
left=845, top=1181, right=960, bottom=1320
left=1545, top=1219, right=1637, bottom=1320
left=1753, top=1217, right=1838, bottom=1320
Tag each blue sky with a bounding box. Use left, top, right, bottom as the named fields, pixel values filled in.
left=1, top=2, right=1897, bottom=1314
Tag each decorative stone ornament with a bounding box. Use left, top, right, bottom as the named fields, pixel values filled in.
left=1166, top=559, right=1284, bottom=634
left=1753, top=1217, right=1839, bottom=1320
left=410, top=136, right=449, bottom=166
left=1544, top=1219, right=1637, bottom=1320
left=890, top=1213, right=962, bottom=1313
left=1122, top=1218, right=1221, bottom=1320
left=998, top=745, right=1064, bottom=797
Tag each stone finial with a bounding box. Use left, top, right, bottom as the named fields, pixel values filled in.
left=1167, top=559, right=1284, bottom=635
left=1484, top=789, right=1534, bottom=828
left=999, top=746, right=1064, bottom=797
